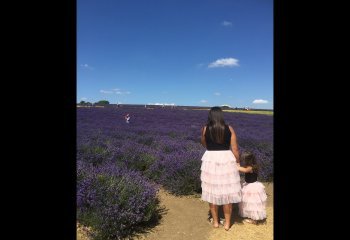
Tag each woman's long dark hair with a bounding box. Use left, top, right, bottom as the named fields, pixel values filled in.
left=207, top=107, right=226, bottom=144
left=240, top=151, right=259, bottom=173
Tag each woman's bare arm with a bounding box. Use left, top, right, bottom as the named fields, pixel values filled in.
left=229, top=125, right=240, bottom=163
left=201, top=126, right=207, bottom=148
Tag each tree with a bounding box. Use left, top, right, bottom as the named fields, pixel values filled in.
left=95, top=100, right=110, bottom=105
left=78, top=101, right=93, bottom=106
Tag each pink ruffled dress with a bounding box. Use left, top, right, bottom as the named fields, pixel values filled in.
left=238, top=172, right=267, bottom=220
left=200, top=125, right=241, bottom=205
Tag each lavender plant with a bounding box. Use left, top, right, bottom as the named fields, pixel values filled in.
left=77, top=160, right=159, bottom=239
left=77, top=106, right=273, bottom=238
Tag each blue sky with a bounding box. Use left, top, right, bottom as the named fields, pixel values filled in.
left=77, top=0, right=273, bottom=109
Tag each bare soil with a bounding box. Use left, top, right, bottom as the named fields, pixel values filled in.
left=78, top=182, right=273, bottom=240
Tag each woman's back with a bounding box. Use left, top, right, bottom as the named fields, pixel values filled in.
left=205, top=124, right=231, bottom=150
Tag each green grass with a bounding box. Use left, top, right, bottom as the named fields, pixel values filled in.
left=223, top=109, right=273, bottom=115
left=192, top=108, right=273, bottom=115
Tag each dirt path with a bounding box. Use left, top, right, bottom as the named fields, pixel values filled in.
left=207, top=182, right=273, bottom=240
left=78, top=183, right=273, bottom=240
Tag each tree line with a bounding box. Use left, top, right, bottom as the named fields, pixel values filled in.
left=77, top=100, right=109, bottom=106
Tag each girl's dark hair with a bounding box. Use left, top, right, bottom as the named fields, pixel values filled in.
left=240, top=151, right=259, bottom=173
left=207, top=107, right=226, bottom=144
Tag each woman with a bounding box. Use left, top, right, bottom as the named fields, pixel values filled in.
left=200, top=107, right=241, bottom=230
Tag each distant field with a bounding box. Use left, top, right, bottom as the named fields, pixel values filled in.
left=77, top=107, right=273, bottom=239
left=193, top=108, right=273, bottom=115
left=223, top=109, right=273, bottom=115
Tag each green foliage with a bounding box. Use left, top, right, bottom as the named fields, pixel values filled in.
left=77, top=166, right=159, bottom=240
left=79, top=145, right=111, bottom=166
left=95, top=100, right=110, bottom=105
left=137, top=136, right=154, bottom=146
left=78, top=101, right=93, bottom=106
left=119, top=153, right=157, bottom=172
left=168, top=131, right=177, bottom=138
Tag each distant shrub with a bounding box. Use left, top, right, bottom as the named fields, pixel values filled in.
left=95, top=100, right=110, bottom=105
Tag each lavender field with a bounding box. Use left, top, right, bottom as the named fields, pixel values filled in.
left=77, top=106, right=273, bottom=239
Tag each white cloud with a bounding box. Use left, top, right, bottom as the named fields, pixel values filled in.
left=80, top=63, right=94, bottom=70
left=100, top=90, right=113, bottom=94
left=200, top=100, right=208, bottom=103
left=112, top=88, right=120, bottom=91
left=253, top=99, right=269, bottom=104
left=208, top=58, right=239, bottom=68
left=149, top=103, right=176, bottom=106
left=222, top=21, right=232, bottom=27
left=116, top=91, right=131, bottom=95
left=214, top=92, right=221, bottom=96
left=81, top=97, right=87, bottom=101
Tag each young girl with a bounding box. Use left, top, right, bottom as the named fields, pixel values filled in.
left=237, top=151, right=267, bottom=224
left=124, top=113, right=130, bottom=123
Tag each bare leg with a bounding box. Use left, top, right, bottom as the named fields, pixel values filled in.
left=209, top=203, right=219, bottom=228
left=223, top=203, right=232, bottom=230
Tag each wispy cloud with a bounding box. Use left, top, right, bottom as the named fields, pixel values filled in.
left=214, top=92, right=221, bottom=96
left=148, top=102, right=176, bottom=106
left=200, top=100, right=208, bottom=103
left=221, top=104, right=231, bottom=107
left=81, top=97, right=87, bottom=101
left=107, top=88, right=131, bottom=95
left=196, top=63, right=205, bottom=68
left=80, top=63, right=94, bottom=70
left=208, top=58, right=239, bottom=68
left=100, top=90, right=113, bottom=94
left=221, top=21, right=232, bottom=27
left=116, top=91, right=131, bottom=95
left=253, top=99, right=269, bottom=104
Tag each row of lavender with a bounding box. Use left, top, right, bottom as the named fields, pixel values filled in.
left=77, top=107, right=273, bottom=239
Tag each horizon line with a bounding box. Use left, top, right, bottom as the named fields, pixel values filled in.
left=76, top=102, right=273, bottom=111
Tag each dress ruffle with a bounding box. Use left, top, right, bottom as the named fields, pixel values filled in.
left=200, top=150, right=241, bottom=205
left=238, top=182, right=267, bottom=220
